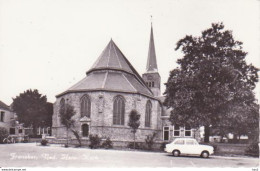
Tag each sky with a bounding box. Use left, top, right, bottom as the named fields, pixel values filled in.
left=0, top=0, right=259, bottom=105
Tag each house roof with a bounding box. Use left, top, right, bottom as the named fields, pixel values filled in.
left=0, top=100, right=10, bottom=111
left=57, top=39, right=154, bottom=98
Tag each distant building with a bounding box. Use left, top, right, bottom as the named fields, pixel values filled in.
left=52, top=24, right=200, bottom=146
left=0, top=100, right=24, bottom=136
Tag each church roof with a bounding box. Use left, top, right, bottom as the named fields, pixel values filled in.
left=56, top=40, right=154, bottom=98
left=146, top=24, right=158, bottom=72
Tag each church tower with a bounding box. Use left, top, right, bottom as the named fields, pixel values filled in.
left=142, top=23, right=161, bottom=97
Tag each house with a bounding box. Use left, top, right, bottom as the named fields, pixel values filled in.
left=0, top=100, right=24, bottom=136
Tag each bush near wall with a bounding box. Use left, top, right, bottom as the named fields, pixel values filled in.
left=0, top=127, right=9, bottom=143
left=245, top=142, right=259, bottom=157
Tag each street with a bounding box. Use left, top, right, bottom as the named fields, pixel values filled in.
left=0, top=143, right=258, bottom=167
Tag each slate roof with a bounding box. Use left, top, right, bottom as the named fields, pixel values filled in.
left=0, top=100, right=10, bottom=111
left=146, top=25, right=158, bottom=72
left=57, top=40, right=154, bottom=98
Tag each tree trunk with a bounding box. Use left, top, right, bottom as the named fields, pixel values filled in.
left=32, top=124, right=37, bottom=136
left=66, top=127, right=69, bottom=147
left=134, top=133, right=136, bottom=149
left=204, top=126, right=210, bottom=143
left=233, top=133, right=238, bottom=143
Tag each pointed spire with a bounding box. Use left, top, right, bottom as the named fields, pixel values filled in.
left=146, top=22, right=158, bottom=72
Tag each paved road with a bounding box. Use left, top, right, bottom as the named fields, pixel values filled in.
left=0, top=143, right=258, bottom=167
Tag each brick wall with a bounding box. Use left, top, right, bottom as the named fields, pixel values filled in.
left=52, top=91, right=162, bottom=142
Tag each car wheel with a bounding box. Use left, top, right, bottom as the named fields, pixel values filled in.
left=172, top=150, right=180, bottom=157
left=201, top=151, right=209, bottom=158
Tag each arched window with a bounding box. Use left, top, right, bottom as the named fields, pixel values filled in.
left=145, top=100, right=152, bottom=127
left=59, top=98, right=65, bottom=116
left=82, top=124, right=89, bottom=137
left=113, top=95, right=125, bottom=125
left=80, top=95, right=91, bottom=117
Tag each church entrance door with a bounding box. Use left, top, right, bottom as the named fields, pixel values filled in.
left=82, top=124, right=89, bottom=137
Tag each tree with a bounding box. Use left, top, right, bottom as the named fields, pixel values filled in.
left=164, top=23, right=259, bottom=142
left=12, top=89, right=51, bottom=135
left=128, top=109, right=140, bottom=149
left=59, top=103, right=76, bottom=147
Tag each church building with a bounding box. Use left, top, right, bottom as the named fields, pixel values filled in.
left=51, top=24, right=200, bottom=146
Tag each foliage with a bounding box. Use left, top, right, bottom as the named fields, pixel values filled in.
left=89, top=134, right=101, bottom=149
left=145, top=132, right=157, bottom=150
left=12, top=89, right=52, bottom=135
left=164, top=23, right=259, bottom=142
left=128, top=110, right=141, bottom=133
left=245, top=142, right=259, bottom=157
left=59, top=103, right=76, bottom=129
left=127, top=109, right=140, bottom=149
left=41, top=139, right=48, bottom=146
left=0, top=127, right=9, bottom=143
left=59, top=103, right=76, bottom=147
left=102, top=137, right=113, bottom=149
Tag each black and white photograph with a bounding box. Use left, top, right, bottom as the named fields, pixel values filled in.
left=0, top=0, right=259, bottom=170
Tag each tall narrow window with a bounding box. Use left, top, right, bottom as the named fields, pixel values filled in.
left=59, top=98, right=65, bottom=116
left=185, top=125, right=192, bottom=137
left=113, top=95, right=125, bottom=125
left=173, top=125, right=180, bottom=137
left=163, top=126, right=170, bottom=141
left=80, top=95, right=91, bottom=117
left=0, top=111, right=4, bottom=122
left=145, top=100, right=152, bottom=127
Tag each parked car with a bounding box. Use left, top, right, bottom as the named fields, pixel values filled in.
left=164, top=138, right=214, bottom=158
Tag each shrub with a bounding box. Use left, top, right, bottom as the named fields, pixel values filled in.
left=0, top=127, right=9, bottom=144
left=127, top=142, right=141, bottom=149
left=102, top=137, right=113, bottom=149
left=245, top=142, right=259, bottom=157
left=160, top=142, right=167, bottom=151
left=145, top=132, right=157, bottom=150
left=89, top=134, right=101, bottom=149
left=41, top=139, right=48, bottom=146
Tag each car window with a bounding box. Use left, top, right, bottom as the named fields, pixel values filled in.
left=174, top=139, right=184, bottom=145
left=186, top=140, right=195, bottom=145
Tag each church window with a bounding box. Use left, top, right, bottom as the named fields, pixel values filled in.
left=82, top=124, right=89, bottom=137
left=145, top=100, right=152, bottom=127
left=173, top=125, right=180, bottom=137
left=113, top=95, right=125, bottom=125
left=80, top=95, right=91, bottom=117
left=149, top=82, right=151, bottom=87
left=152, top=82, right=154, bottom=87
left=59, top=98, right=65, bottom=116
left=163, top=126, right=169, bottom=141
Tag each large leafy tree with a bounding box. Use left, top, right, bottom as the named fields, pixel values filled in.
left=164, top=23, right=259, bottom=142
left=12, top=89, right=52, bottom=135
